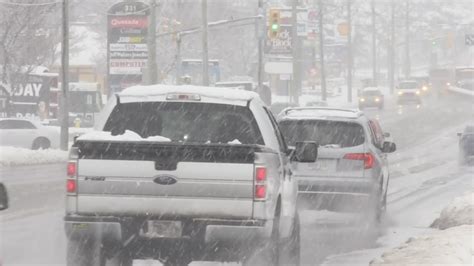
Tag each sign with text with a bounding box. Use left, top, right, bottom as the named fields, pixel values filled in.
left=107, top=1, right=149, bottom=94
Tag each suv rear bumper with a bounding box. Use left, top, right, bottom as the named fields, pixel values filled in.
left=295, top=176, right=377, bottom=210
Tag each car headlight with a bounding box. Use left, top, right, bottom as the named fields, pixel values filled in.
left=375, top=98, right=380, bottom=102
left=360, top=98, right=365, bottom=102
left=446, top=82, right=451, bottom=86
left=422, top=86, right=428, bottom=91
left=416, top=90, right=421, bottom=95
left=398, top=91, right=403, bottom=95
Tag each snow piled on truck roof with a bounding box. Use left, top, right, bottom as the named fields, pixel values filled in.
left=120, top=84, right=260, bottom=103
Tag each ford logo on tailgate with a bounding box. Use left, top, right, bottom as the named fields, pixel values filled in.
left=153, top=175, right=178, bottom=185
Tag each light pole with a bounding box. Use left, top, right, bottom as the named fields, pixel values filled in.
left=60, top=0, right=69, bottom=151
left=202, top=0, right=209, bottom=86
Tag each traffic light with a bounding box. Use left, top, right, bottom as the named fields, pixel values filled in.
left=268, top=9, right=280, bottom=39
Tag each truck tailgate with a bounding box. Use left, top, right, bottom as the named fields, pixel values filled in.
left=74, top=141, right=258, bottom=219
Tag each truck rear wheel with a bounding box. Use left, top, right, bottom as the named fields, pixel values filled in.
left=278, top=214, right=300, bottom=266
left=67, top=237, right=105, bottom=266
left=67, top=237, right=133, bottom=266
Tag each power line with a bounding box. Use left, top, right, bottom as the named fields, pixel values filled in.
left=0, top=0, right=61, bottom=6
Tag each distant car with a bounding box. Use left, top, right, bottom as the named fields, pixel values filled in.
left=397, top=80, right=422, bottom=105
left=305, top=100, right=328, bottom=107
left=0, top=118, right=59, bottom=149
left=359, top=87, right=384, bottom=109
left=0, top=182, right=8, bottom=211
left=458, top=125, right=474, bottom=165
left=278, top=107, right=396, bottom=222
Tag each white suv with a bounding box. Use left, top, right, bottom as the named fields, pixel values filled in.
left=278, top=107, right=396, bottom=221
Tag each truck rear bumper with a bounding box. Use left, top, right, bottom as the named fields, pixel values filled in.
left=64, top=215, right=272, bottom=245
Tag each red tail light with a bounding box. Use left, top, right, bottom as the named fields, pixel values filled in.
left=66, top=179, right=76, bottom=193
left=255, top=185, right=266, bottom=199
left=255, top=167, right=267, bottom=182
left=67, top=162, right=77, bottom=177
left=343, top=153, right=375, bottom=169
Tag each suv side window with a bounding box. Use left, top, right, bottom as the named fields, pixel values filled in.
left=368, top=119, right=384, bottom=148
left=263, top=107, right=288, bottom=152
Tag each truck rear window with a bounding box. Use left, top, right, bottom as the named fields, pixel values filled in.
left=279, top=120, right=365, bottom=148
left=103, top=102, right=264, bottom=145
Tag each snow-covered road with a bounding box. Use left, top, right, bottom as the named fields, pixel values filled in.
left=0, top=93, right=472, bottom=265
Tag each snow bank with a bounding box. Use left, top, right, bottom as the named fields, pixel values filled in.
left=0, top=147, right=68, bottom=167
left=371, top=193, right=474, bottom=266
left=77, top=130, right=171, bottom=142
left=431, top=192, right=474, bottom=230
left=370, top=225, right=474, bottom=266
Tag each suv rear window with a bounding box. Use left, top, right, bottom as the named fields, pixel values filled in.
left=103, top=102, right=264, bottom=145
left=279, top=120, right=365, bottom=148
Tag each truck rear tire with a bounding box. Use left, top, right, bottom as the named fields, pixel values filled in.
left=67, top=237, right=133, bottom=266
left=278, top=214, right=300, bottom=266
left=67, top=237, right=105, bottom=266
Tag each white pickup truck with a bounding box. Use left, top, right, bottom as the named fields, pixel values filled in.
left=64, top=85, right=317, bottom=266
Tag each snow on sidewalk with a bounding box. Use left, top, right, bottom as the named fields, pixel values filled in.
left=370, top=193, right=474, bottom=266
left=0, top=147, right=68, bottom=167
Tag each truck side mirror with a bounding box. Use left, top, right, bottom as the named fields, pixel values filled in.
left=457, top=132, right=462, bottom=137
left=382, top=141, right=397, bottom=153
left=293, top=141, right=318, bottom=162
left=0, top=183, right=8, bottom=211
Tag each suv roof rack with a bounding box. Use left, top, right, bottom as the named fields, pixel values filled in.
left=281, top=107, right=364, bottom=118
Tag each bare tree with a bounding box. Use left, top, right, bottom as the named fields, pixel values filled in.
left=0, top=1, right=61, bottom=84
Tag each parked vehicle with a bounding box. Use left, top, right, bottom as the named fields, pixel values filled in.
left=65, top=85, right=314, bottom=266
left=278, top=107, right=396, bottom=222
left=0, top=118, right=59, bottom=149
left=397, top=80, right=422, bottom=105
left=359, top=87, right=384, bottom=110
left=0, top=182, right=8, bottom=211
left=458, top=125, right=474, bottom=165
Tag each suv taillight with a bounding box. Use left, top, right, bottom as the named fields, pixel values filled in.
left=254, top=166, right=267, bottom=200
left=343, top=153, right=375, bottom=169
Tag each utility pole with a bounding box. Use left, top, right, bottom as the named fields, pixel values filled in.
left=389, top=0, right=395, bottom=94
left=319, top=0, right=327, bottom=101
left=404, top=0, right=411, bottom=78
left=371, top=0, right=377, bottom=86
left=176, top=34, right=182, bottom=84
left=257, top=0, right=264, bottom=93
left=291, top=0, right=299, bottom=104
left=201, top=0, right=209, bottom=86
left=60, top=0, right=69, bottom=151
left=347, top=0, right=352, bottom=103
left=148, top=0, right=158, bottom=84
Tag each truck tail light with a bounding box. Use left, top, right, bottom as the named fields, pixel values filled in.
left=343, top=153, right=375, bottom=169
left=67, top=162, right=77, bottom=177
left=255, top=167, right=266, bottom=182
left=67, top=179, right=76, bottom=193
left=254, top=166, right=267, bottom=200
left=255, top=185, right=266, bottom=199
